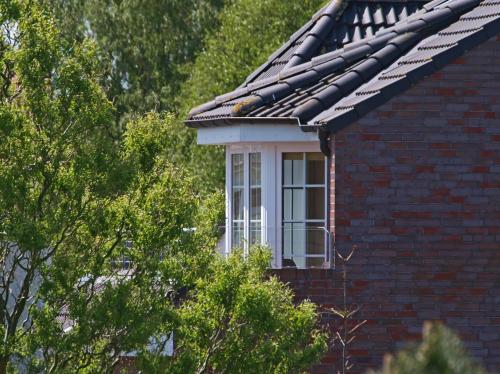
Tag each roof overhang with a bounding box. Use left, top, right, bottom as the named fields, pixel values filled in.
left=193, top=119, right=320, bottom=145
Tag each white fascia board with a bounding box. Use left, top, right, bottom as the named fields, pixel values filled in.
left=197, top=124, right=318, bottom=145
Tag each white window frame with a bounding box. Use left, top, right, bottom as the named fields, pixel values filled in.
left=275, top=144, right=328, bottom=269
left=225, top=142, right=327, bottom=268
left=226, top=145, right=269, bottom=258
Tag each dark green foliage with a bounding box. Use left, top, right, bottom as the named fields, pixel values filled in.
left=373, top=322, right=488, bottom=374
left=45, top=0, right=226, bottom=128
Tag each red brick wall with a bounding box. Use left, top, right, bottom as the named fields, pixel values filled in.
left=276, top=36, right=500, bottom=373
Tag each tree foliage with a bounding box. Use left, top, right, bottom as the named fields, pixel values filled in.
left=373, top=322, right=488, bottom=374
left=151, top=247, right=328, bottom=374
left=0, top=2, right=219, bottom=371
left=179, top=0, right=327, bottom=110
left=0, top=0, right=119, bottom=368
left=44, top=0, right=226, bottom=127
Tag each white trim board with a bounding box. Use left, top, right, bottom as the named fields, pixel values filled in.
left=197, top=124, right=318, bottom=145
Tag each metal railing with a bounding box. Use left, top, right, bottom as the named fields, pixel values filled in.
left=221, top=225, right=335, bottom=269
left=281, top=225, right=335, bottom=269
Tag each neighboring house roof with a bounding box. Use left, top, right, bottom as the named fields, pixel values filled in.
left=186, top=0, right=500, bottom=135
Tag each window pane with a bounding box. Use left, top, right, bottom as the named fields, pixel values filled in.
left=232, top=188, right=244, bottom=220
left=282, top=223, right=306, bottom=268
left=283, top=189, right=291, bottom=221
left=293, top=189, right=304, bottom=220
left=306, top=187, right=325, bottom=220
left=250, top=221, right=262, bottom=246
left=232, top=222, right=244, bottom=249
left=292, top=223, right=306, bottom=269
left=283, top=153, right=304, bottom=186
left=250, top=187, right=261, bottom=220
left=250, top=153, right=261, bottom=186
left=306, top=223, right=325, bottom=255
left=306, top=153, right=325, bottom=185
left=283, top=223, right=293, bottom=259
left=283, top=159, right=292, bottom=186
left=232, top=154, right=244, bottom=187
left=283, top=188, right=304, bottom=221
left=292, top=223, right=306, bottom=255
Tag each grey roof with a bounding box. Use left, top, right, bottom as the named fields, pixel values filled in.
left=186, top=0, right=500, bottom=134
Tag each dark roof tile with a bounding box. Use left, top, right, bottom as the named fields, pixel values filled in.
left=313, top=84, right=345, bottom=107
left=246, top=0, right=425, bottom=84
left=371, top=43, right=401, bottom=64
left=352, top=57, right=383, bottom=79
left=292, top=98, right=325, bottom=122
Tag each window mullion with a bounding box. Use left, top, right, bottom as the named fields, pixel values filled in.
left=302, top=153, right=307, bottom=266
left=226, top=150, right=231, bottom=256
left=243, top=152, right=250, bottom=257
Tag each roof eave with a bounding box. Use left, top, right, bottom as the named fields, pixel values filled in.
left=185, top=116, right=301, bottom=129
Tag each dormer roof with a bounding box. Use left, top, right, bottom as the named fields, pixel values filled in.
left=186, top=0, right=500, bottom=134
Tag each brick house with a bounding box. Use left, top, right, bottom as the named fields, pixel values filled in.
left=186, top=0, right=500, bottom=372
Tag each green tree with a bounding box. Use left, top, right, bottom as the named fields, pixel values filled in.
left=0, top=2, right=218, bottom=372
left=0, top=0, right=118, bottom=370
left=373, top=322, right=488, bottom=374
left=44, top=0, right=227, bottom=127
left=154, top=247, right=328, bottom=374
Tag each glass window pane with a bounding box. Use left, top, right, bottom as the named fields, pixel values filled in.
left=292, top=159, right=304, bottom=186
left=250, top=187, right=261, bottom=220
left=306, top=223, right=325, bottom=255
left=232, top=222, right=244, bottom=249
left=306, top=153, right=325, bottom=185
left=250, top=221, right=262, bottom=246
left=293, top=223, right=306, bottom=269
left=292, top=223, right=306, bottom=255
left=283, top=223, right=293, bottom=259
left=283, top=159, right=292, bottom=186
left=283, top=189, right=292, bottom=221
left=293, top=189, right=304, bottom=220
left=283, top=188, right=304, bottom=221
left=283, top=153, right=304, bottom=186
left=250, top=153, right=261, bottom=186
left=232, top=154, right=244, bottom=187
left=232, top=188, right=244, bottom=220
left=306, top=187, right=325, bottom=220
